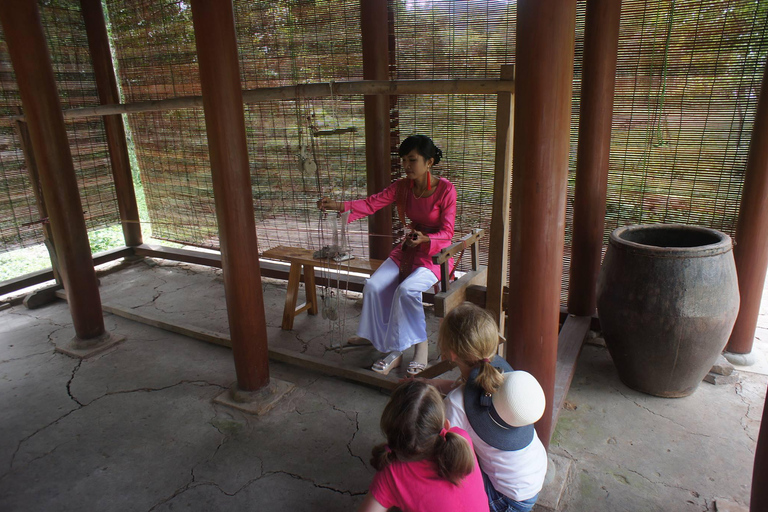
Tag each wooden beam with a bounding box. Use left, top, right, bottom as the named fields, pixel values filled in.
left=9, top=80, right=516, bottom=123
left=81, top=0, right=143, bottom=247
left=567, top=0, right=622, bottom=317
left=94, top=301, right=401, bottom=391
left=0, top=246, right=133, bottom=297
left=551, top=315, right=591, bottom=433
left=507, top=0, right=577, bottom=450
left=0, top=0, right=105, bottom=339
left=486, top=65, right=515, bottom=329
left=190, top=0, right=270, bottom=391
left=434, top=266, right=488, bottom=317
left=361, top=0, right=394, bottom=259
left=12, top=115, right=60, bottom=283
left=432, top=229, right=484, bottom=265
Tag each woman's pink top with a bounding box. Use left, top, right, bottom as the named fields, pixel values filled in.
left=343, top=177, right=457, bottom=279
left=369, top=427, right=490, bottom=512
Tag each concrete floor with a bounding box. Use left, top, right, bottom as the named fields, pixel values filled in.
left=0, top=257, right=765, bottom=511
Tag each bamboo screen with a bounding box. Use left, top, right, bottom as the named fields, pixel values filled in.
left=0, top=0, right=119, bottom=253
left=563, top=0, right=767, bottom=303
left=553, top=0, right=767, bottom=304
left=106, top=0, right=370, bottom=253
left=33, top=0, right=761, bottom=306
left=391, top=1, right=516, bottom=270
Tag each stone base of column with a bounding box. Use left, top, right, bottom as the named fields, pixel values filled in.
left=55, top=331, right=126, bottom=359
left=213, top=378, right=296, bottom=415
left=723, top=351, right=756, bottom=366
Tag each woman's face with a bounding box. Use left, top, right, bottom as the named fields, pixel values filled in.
left=401, top=149, right=434, bottom=181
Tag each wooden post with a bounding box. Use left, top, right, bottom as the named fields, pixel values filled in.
left=725, top=59, right=768, bottom=361
left=0, top=0, right=105, bottom=340
left=507, top=0, right=577, bottom=449
left=360, top=0, right=393, bottom=259
left=80, top=0, right=143, bottom=247
left=13, top=115, right=61, bottom=283
left=486, top=64, right=515, bottom=330
left=190, top=0, right=270, bottom=391
left=567, top=0, right=622, bottom=317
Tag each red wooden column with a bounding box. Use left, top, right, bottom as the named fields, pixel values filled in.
left=360, top=0, right=393, bottom=260
left=724, top=59, right=768, bottom=364
left=0, top=0, right=105, bottom=341
left=81, top=0, right=142, bottom=247
left=190, top=0, right=269, bottom=391
left=507, top=0, right=577, bottom=448
left=567, top=0, right=622, bottom=317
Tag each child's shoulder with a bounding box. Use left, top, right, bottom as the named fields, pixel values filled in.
left=443, top=384, right=465, bottom=410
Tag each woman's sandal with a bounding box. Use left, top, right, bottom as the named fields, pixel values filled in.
left=371, top=352, right=403, bottom=375
left=406, top=361, right=427, bottom=376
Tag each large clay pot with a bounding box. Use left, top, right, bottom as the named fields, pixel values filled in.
left=596, top=224, right=740, bottom=397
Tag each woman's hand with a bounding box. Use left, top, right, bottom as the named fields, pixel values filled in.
left=405, top=230, right=429, bottom=247
left=317, top=197, right=342, bottom=212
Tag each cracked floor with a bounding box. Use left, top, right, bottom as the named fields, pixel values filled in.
left=0, top=258, right=766, bottom=511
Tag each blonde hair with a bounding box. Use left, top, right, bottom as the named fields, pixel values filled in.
left=438, top=302, right=504, bottom=395
left=370, top=380, right=474, bottom=485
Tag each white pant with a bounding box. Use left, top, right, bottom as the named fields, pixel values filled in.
left=357, top=258, right=438, bottom=353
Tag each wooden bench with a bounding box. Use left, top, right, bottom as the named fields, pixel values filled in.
left=262, top=229, right=487, bottom=330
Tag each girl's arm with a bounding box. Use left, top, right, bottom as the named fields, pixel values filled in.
left=343, top=182, right=398, bottom=223
left=356, top=493, right=388, bottom=512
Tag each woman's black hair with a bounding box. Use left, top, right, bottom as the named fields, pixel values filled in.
left=398, top=135, right=443, bottom=165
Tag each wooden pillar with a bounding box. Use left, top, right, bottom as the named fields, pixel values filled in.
left=0, top=0, right=104, bottom=340
left=360, top=0, right=393, bottom=260
left=567, top=0, right=622, bottom=317
left=13, top=115, right=61, bottom=282
left=751, top=386, right=768, bottom=511
left=507, top=0, right=577, bottom=448
left=725, top=59, right=768, bottom=358
left=486, top=65, right=515, bottom=330
left=190, top=0, right=270, bottom=391
left=81, top=0, right=143, bottom=247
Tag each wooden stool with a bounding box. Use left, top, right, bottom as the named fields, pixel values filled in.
left=262, top=246, right=382, bottom=330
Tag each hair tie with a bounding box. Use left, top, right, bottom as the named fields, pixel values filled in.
left=385, top=445, right=392, bottom=453
left=482, top=358, right=491, bottom=363
left=439, top=428, right=448, bottom=439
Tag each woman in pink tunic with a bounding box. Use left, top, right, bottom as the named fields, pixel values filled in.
left=318, top=135, right=456, bottom=375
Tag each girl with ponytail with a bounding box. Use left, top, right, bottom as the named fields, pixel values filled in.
left=357, top=380, right=489, bottom=512
left=433, top=302, right=548, bottom=512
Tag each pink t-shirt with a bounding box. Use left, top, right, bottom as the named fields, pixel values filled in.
left=343, top=178, right=457, bottom=279
left=369, top=427, right=490, bottom=512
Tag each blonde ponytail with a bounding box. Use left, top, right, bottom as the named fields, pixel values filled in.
left=439, top=303, right=502, bottom=394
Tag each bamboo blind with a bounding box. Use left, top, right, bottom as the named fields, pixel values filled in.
left=0, top=0, right=762, bottom=310
left=0, top=0, right=119, bottom=253
left=392, top=0, right=516, bottom=271
left=565, top=0, right=767, bottom=303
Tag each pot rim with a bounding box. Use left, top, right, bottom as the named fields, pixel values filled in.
left=609, top=224, right=733, bottom=258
